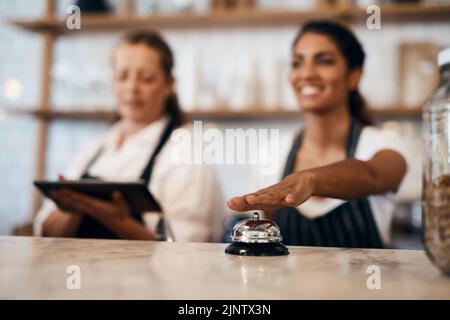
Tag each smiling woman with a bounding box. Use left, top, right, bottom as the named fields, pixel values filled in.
left=290, top=21, right=371, bottom=126
left=228, top=21, right=411, bottom=249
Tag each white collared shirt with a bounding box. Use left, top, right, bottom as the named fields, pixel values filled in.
left=34, top=116, right=226, bottom=242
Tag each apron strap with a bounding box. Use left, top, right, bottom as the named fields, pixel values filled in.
left=282, top=118, right=362, bottom=178
left=81, top=148, right=104, bottom=178
left=140, top=116, right=177, bottom=184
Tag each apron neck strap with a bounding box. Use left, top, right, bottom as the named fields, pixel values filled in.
left=282, top=118, right=363, bottom=179
left=140, top=116, right=177, bottom=183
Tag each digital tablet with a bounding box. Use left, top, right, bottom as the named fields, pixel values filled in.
left=34, top=180, right=160, bottom=213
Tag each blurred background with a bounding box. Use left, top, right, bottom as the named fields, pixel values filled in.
left=1, top=0, right=450, bottom=248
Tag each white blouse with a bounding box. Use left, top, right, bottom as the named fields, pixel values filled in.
left=34, top=116, right=226, bottom=242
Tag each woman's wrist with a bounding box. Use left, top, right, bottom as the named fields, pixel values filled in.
left=297, top=170, right=317, bottom=198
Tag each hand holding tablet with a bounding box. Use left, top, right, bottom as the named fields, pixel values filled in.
left=34, top=179, right=160, bottom=213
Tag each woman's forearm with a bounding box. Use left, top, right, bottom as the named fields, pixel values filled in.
left=305, top=150, right=406, bottom=199
left=42, top=210, right=83, bottom=237
left=43, top=210, right=154, bottom=240
left=304, top=158, right=380, bottom=200
left=94, top=215, right=155, bottom=241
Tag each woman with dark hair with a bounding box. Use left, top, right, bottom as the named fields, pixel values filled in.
left=228, top=21, right=410, bottom=248
left=34, top=31, right=225, bottom=242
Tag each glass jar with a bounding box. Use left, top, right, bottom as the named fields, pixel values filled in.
left=422, top=48, right=450, bottom=275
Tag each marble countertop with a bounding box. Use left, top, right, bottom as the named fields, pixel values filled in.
left=1, top=236, right=449, bottom=299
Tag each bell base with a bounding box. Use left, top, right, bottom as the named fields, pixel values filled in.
left=225, top=242, right=289, bottom=256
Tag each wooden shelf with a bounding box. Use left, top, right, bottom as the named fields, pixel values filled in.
left=345, top=3, right=450, bottom=22
left=9, top=4, right=450, bottom=33
left=9, top=10, right=334, bottom=33
left=5, top=107, right=422, bottom=121
left=8, top=109, right=118, bottom=121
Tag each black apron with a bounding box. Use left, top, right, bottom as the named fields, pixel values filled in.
left=75, top=117, right=177, bottom=239
left=273, top=119, right=384, bottom=248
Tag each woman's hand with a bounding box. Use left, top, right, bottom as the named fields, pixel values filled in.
left=48, top=175, right=154, bottom=240
left=227, top=171, right=316, bottom=212
left=51, top=189, right=131, bottom=221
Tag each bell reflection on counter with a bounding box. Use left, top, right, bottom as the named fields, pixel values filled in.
left=225, top=254, right=290, bottom=286
left=225, top=212, right=289, bottom=256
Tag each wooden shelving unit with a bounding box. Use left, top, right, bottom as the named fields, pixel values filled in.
left=6, top=107, right=422, bottom=121
left=6, top=0, right=447, bottom=228
left=10, top=10, right=335, bottom=32
left=9, top=3, right=450, bottom=33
